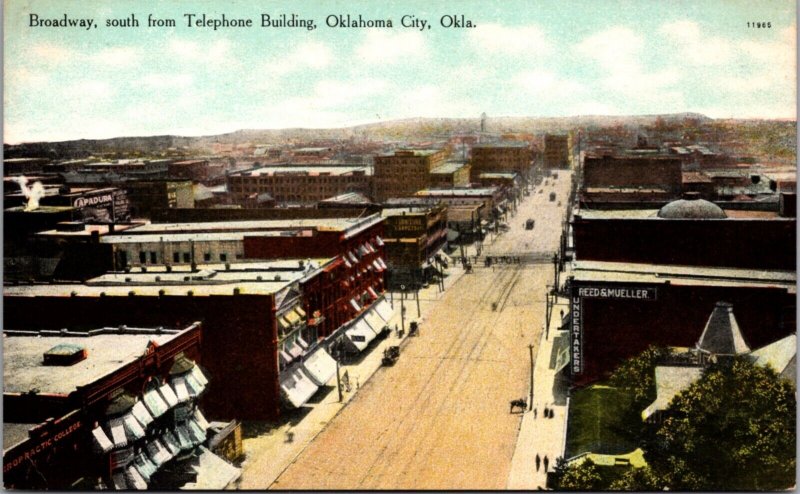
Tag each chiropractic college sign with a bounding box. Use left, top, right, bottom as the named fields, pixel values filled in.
left=570, top=285, right=657, bottom=375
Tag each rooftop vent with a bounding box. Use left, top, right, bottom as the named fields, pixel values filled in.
left=43, top=344, right=87, bottom=366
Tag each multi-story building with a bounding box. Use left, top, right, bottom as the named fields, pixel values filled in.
left=2, top=322, right=242, bottom=490
left=581, top=153, right=683, bottom=205
left=380, top=205, right=448, bottom=288
left=373, top=149, right=448, bottom=202
left=4, top=257, right=393, bottom=422
left=429, top=161, right=471, bottom=188
left=469, top=142, right=532, bottom=183
left=227, top=164, right=371, bottom=206
left=544, top=134, right=570, bottom=169
left=168, top=160, right=209, bottom=183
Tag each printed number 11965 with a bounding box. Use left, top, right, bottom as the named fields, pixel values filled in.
left=747, top=22, right=772, bottom=28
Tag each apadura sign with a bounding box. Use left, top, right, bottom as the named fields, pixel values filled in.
left=570, top=285, right=658, bottom=375
left=72, top=189, right=130, bottom=223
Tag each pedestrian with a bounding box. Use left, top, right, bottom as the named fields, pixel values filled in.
left=543, top=406, right=549, bottom=417
left=535, top=454, right=541, bottom=471
left=543, top=456, right=549, bottom=472
left=533, top=408, right=537, bottom=419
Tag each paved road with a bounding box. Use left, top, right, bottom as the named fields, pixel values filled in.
left=270, top=172, right=574, bottom=490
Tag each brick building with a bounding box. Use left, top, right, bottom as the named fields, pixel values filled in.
left=2, top=322, right=241, bottom=490
left=380, top=206, right=448, bottom=288
left=168, top=160, right=209, bottom=183
left=373, top=149, right=448, bottom=202
left=3, top=256, right=390, bottom=422
left=429, top=161, right=471, bottom=188
left=581, top=154, right=683, bottom=204
left=544, top=134, right=569, bottom=169
left=227, top=164, right=371, bottom=206
left=469, top=142, right=532, bottom=183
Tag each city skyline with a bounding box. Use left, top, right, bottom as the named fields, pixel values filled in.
left=4, top=0, right=796, bottom=143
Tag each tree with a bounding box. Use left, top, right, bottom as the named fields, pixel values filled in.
left=608, top=345, right=672, bottom=407
left=551, top=459, right=606, bottom=491
left=645, top=357, right=796, bottom=490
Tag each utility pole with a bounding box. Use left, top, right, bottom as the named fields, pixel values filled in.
left=336, top=358, right=343, bottom=402
left=528, top=344, right=534, bottom=411
left=415, top=288, right=421, bottom=317
left=400, top=285, right=406, bottom=334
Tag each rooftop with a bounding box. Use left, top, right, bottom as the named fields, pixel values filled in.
left=472, top=141, right=529, bottom=148
left=571, top=260, right=796, bottom=292
left=430, top=162, right=468, bottom=174
left=3, top=326, right=189, bottom=395
left=114, top=214, right=383, bottom=235
left=379, top=149, right=443, bottom=157
left=576, top=208, right=785, bottom=220
left=416, top=187, right=498, bottom=197
left=229, top=164, right=369, bottom=177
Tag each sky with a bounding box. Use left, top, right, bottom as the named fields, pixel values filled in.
left=3, top=0, right=797, bottom=143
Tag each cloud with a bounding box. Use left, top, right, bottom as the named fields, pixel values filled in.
left=576, top=26, right=681, bottom=95
left=272, top=41, right=334, bottom=75
left=355, top=30, right=427, bottom=64
left=468, top=23, right=551, bottom=55
left=29, top=43, right=74, bottom=63
left=513, top=70, right=584, bottom=97
left=139, top=73, right=194, bottom=89
left=659, top=20, right=735, bottom=66
left=90, top=46, right=142, bottom=67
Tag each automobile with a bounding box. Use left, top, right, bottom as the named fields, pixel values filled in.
left=549, top=192, right=556, bottom=201
left=525, top=219, right=535, bottom=230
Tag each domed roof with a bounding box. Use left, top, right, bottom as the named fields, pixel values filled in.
left=657, top=195, right=727, bottom=219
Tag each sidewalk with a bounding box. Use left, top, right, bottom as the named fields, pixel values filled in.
left=507, top=296, right=571, bottom=490
left=237, top=261, right=469, bottom=489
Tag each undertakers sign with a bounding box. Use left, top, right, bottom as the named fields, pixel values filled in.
left=570, top=285, right=658, bottom=375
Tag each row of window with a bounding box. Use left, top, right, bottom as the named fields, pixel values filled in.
left=135, top=251, right=240, bottom=264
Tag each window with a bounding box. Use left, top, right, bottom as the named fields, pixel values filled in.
left=150, top=252, right=157, bottom=264
left=183, top=253, right=191, bottom=263
left=173, top=252, right=180, bottom=263
left=203, top=253, right=211, bottom=262
left=139, top=251, right=147, bottom=264
left=220, top=253, right=228, bottom=262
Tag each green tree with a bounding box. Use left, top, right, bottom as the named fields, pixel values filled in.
left=646, top=357, right=796, bottom=490
left=552, top=459, right=605, bottom=491
left=608, top=345, right=672, bottom=407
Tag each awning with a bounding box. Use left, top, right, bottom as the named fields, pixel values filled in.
left=131, top=401, right=153, bottom=428
left=179, top=446, right=241, bottom=490
left=376, top=258, right=388, bottom=270
left=358, top=244, right=368, bottom=256
left=343, top=257, right=352, bottom=269
left=287, top=342, right=304, bottom=359
left=283, top=309, right=301, bottom=325
left=92, top=426, right=114, bottom=453
left=185, top=372, right=206, bottom=398
left=172, top=377, right=191, bottom=403
left=123, top=413, right=146, bottom=440
left=125, top=465, right=148, bottom=490
left=143, top=387, right=169, bottom=418
left=364, top=308, right=388, bottom=334
left=343, top=319, right=377, bottom=352
left=159, top=383, right=179, bottom=408
left=374, top=299, right=394, bottom=323
left=350, top=298, right=362, bottom=312
left=367, top=286, right=379, bottom=300
left=194, top=409, right=210, bottom=431
left=372, top=260, right=384, bottom=272
left=280, top=366, right=319, bottom=408
left=375, top=236, right=384, bottom=246
left=146, top=439, right=173, bottom=467
left=108, top=417, right=128, bottom=448
left=348, top=251, right=359, bottom=264
left=302, top=347, right=338, bottom=386
left=191, top=365, right=209, bottom=386
left=134, top=452, right=157, bottom=482
left=161, top=431, right=182, bottom=456
left=279, top=349, right=294, bottom=366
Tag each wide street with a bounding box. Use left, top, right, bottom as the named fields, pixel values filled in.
left=266, top=172, right=574, bottom=489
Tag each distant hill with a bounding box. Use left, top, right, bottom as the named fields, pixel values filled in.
left=3, top=112, right=789, bottom=160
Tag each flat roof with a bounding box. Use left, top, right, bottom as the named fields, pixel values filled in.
left=576, top=209, right=786, bottom=220
left=417, top=187, right=498, bottom=197
left=117, top=215, right=382, bottom=235
left=381, top=207, right=432, bottom=217
left=479, top=172, right=518, bottom=179
left=472, top=141, right=529, bottom=148
left=4, top=260, right=334, bottom=297
left=229, top=165, right=369, bottom=177
left=430, top=162, right=468, bottom=174
left=571, top=260, right=796, bottom=292
left=100, top=232, right=246, bottom=243
left=3, top=328, right=187, bottom=395
left=37, top=224, right=142, bottom=238
left=378, top=149, right=443, bottom=157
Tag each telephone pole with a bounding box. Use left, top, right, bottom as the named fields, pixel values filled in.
left=528, top=343, right=534, bottom=411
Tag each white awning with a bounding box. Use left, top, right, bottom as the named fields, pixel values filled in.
left=134, top=452, right=157, bottom=482
left=287, top=342, right=304, bottom=359
left=108, top=417, right=128, bottom=448
left=159, top=383, right=179, bottom=408
left=343, top=256, right=352, bottom=268
left=146, top=440, right=172, bottom=467
left=131, top=401, right=153, bottom=428
left=180, top=446, right=241, bottom=490
left=194, top=409, right=210, bottom=431
left=161, top=431, right=182, bottom=456
left=123, top=413, right=146, bottom=440
left=125, top=465, right=148, bottom=490
left=344, top=319, right=377, bottom=352
left=92, top=426, right=114, bottom=453
left=372, top=260, right=384, bottom=272
left=185, top=372, right=206, bottom=398
left=172, top=377, right=191, bottom=403
left=375, top=236, right=384, bottom=246
left=187, top=420, right=207, bottom=445
left=377, top=258, right=388, bottom=270
left=191, top=365, right=209, bottom=386
left=374, top=298, right=394, bottom=323
left=302, top=347, right=337, bottom=386
left=175, top=425, right=194, bottom=451
left=111, top=472, right=127, bottom=490
left=280, top=366, right=319, bottom=408
left=350, top=298, right=362, bottom=312
left=367, top=286, right=379, bottom=299
left=143, top=387, right=169, bottom=418
left=348, top=251, right=358, bottom=264
left=364, top=308, right=388, bottom=334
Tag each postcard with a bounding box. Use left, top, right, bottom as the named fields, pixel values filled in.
left=3, top=0, right=796, bottom=491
